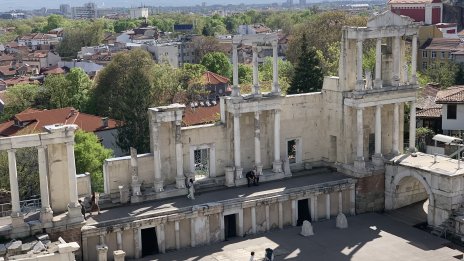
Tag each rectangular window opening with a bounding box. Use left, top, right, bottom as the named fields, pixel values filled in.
left=447, top=104, right=457, bottom=120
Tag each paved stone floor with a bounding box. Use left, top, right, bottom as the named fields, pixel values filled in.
left=140, top=213, right=462, bottom=261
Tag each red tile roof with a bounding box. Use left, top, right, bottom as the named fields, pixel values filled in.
left=416, top=108, right=442, bottom=118
left=0, top=107, right=119, bottom=137
left=183, top=105, right=220, bottom=126
left=0, top=65, right=17, bottom=76
left=416, top=85, right=442, bottom=110
left=41, top=66, right=65, bottom=75
left=3, top=76, right=37, bottom=87
left=201, top=71, right=229, bottom=85
left=435, top=86, right=464, bottom=104
left=389, top=0, right=441, bottom=3
left=420, top=38, right=464, bottom=52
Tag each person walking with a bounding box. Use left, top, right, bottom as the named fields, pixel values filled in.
left=249, top=251, right=255, bottom=261
left=186, top=178, right=195, bottom=200
left=90, top=191, right=101, bottom=216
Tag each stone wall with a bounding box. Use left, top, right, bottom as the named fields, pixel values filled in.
left=356, top=173, right=386, bottom=213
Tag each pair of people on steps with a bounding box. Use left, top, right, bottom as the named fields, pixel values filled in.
left=246, top=167, right=260, bottom=187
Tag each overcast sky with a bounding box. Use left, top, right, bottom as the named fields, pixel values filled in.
left=0, top=0, right=286, bottom=12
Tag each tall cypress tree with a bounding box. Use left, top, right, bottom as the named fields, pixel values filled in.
left=288, top=33, right=324, bottom=94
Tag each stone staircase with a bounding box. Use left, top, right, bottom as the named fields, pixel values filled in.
left=430, top=207, right=464, bottom=239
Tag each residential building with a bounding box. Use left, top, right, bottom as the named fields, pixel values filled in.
left=129, top=8, right=149, bottom=19
left=23, top=50, right=62, bottom=71
left=0, top=107, right=123, bottom=156
left=435, top=86, right=464, bottom=135
left=238, top=24, right=272, bottom=35
left=72, top=3, right=97, bottom=19
left=16, top=33, right=60, bottom=50
left=388, top=0, right=442, bottom=25
left=60, top=4, right=71, bottom=17
left=436, top=23, right=458, bottom=38
left=416, top=84, right=442, bottom=133
left=418, top=38, right=464, bottom=71
left=148, top=42, right=180, bottom=68
left=199, top=71, right=231, bottom=101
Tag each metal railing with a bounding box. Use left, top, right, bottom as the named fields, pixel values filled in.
left=0, top=197, right=41, bottom=217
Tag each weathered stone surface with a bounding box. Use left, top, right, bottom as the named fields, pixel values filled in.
left=0, top=244, right=6, bottom=255
left=21, top=242, right=34, bottom=252
left=32, top=241, right=45, bottom=253
left=300, top=220, right=314, bottom=236
left=336, top=213, right=348, bottom=229
left=36, top=233, right=50, bottom=241
left=7, top=240, right=22, bottom=255
left=58, top=242, right=80, bottom=254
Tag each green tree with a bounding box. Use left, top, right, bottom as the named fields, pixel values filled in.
left=238, top=64, right=253, bottom=84
left=74, top=130, right=113, bottom=192
left=424, top=61, right=458, bottom=88
left=201, top=52, right=232, bottom=78
left=259, top=57, right=294, bottom=93
left=1, top=84, right=40, bottom=121
left=113, top=19, right=139, bottom=33
left=57, top=21, right=105, bottom=58
left=182, top=63, right=207, bottom=80
left=202, top=15, right=227, bottom=36
left=46, top=15, right=67, bottom=31
left=315, top=42, right=340, bottom=76
left=288, top=33, right=324, bottom=94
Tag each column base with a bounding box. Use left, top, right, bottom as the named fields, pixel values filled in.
left=391, top=149, right=399, bottom=156
left=176, top=176, right=186, bottom=189
left=256, top=164, right=263, bottom=175
left=131, top=182, right=142, bottom=196
left=271, top=83, right=281, bottom=95
left=225, top=167, right=235, bottom=187
left=373, top=79, right=383, bottom=89
left=40, top=207, right=53, bottom=225
left=410, top=75, right=417, bottom=85
left=11, top=214, right=30, bottom=238
left=235, top=167, right=243, bottom=180
left=231, top=86, right=240, bottom=97
left=11, top=211, right=25, bottom=227
left=372, top=154, right=384, bottom=167
left=356, top=80, right=364, bottom=91
left=154, top=179, right=164, bottom=192
left=273, top=160, right=282, bottom=173
left=67, top=202, right=84, bottom=224
left=130, top=195, right=143, bottom=204
left=354, top=159, right=365, bottom=170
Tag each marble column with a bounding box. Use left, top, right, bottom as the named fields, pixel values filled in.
left=291, top=199, right=297, bottom=227
left=411, top=35, right=418, bottom=84
left=175, top=120, right=184, bottom=188
left=272, top=41, right=280, bottom=94
left=392, top=103, right=400, bottom=155
left=373, top=105, right=383, bottom=166
left=326, top=194, right=331, bottom=220
left=338, top=191, right=343, bottom=213
left=153, top=122, right=164, bottom=192
left=409, top=101, right=416, bottom=153
left=156, top=224, right=166, bottom=253
left=113, top=250, right=126, bottom=261
left=232, top=43, right=240, bottom=97
left=238, top=209, right=244, bottom=236
left=175, top=221, right=180, bottom=250
left=374, top=38, right=382, bottom=89
left=38, top=146, right=53, bottom=223
left=233, top=113, right=242, bottom=178
left=190, top=218, right=196, bottom=247
left=355, top=108, right=365, bottom=169
left=254, top=111, right=262, bottom=174
left=251, top=206, right=257, bottom=234
left=219, top=214, right=225, bottom=241
left=278, top=201, right=283, bottom=229
left=265, top=205, right=270, bottom=231
left=392, top=36, right=400, bottom=86
left=8, top=149, right=22, bottom=219
left=350, top=188, right=356, bottom=216
left=66, top=142, right=82, bottom=221
left=356, top=39, right=364, bottom=91
left=134, top=228, right=141, bottom=259
left=310, top=196, right=317, bottom=222
left=116, top=231, right=123, bottom=250
left=252, top=44, right=261, bottom=96
left=96, top=244, right=108, bottom=261
left=273, top=109, right=282, bottom=173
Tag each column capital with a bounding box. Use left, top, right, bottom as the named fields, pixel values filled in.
left=376, top=104, right=383, bottom=109
left=65, top=141, right=75, bottom=146
left=356, top=107, right=365, bottom=111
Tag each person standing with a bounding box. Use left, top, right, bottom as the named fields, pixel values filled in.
left=187, top=178, right=195, bottom=200
left=90, top=191, right=101, bottom=216
left=78, top=200, right=86, bottom=220
left=249, top=251, right=255, bottom=261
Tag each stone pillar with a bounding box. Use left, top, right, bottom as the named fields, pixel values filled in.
left=116, top=231, right=123, bottom=250
left=96, top=244, right=108, bottom=261
left=134, top=228, right=141, bottom=259
left=291, top=200, right=297, bottom=226
left=272, top=41, right=280, bottom=94
left=153, top=122, right=164, bottom=192
left=251, top=206, right=257, bottom=234
left=409, top=101, right=416, bottom=153
left=356, top=39, right=364, bottom=91
left=238, top=209, right=244, bottom=236
left=175, top=221, right=180, bottom=250
left=273, top=109, right=282, bottom=173
left=338, top=191, right=343, bottom=213
left=175, top=120, right=185, bottom=188
left=233, top=113, right=242, bottom=179
left=265, top=205, right=270, bottom=231
left=354, top=108, right=365, bottom=169
left=373, top=105, right=383, bottom=166
left=278, top=201, right=283, bottom=229
left=113, top=250, right=126, bottom=261
left=254, top=111, right=263, bottom=174
left=156, top=224, right=166, bottom=253
left=130, top=147, right=142, bottom=203
left=8, top=149, right=22, bottom=222
left=411, top=35, right=417, bottom=84
left=219, top=214, right=225, bottom=241
left=66, top=142, right=82, bottom=221
left=392, top=103, right=400, bottom=155
left=232, top=43, right=240, bottom=97
left=374, top=38, right=382, bottom=89
left=252, top=44, right=261, bottom=96
left=325, top=194, right=331, bottom=220
left=392, top=36, right=400, bottom=86
left=190, top=218, right=196, bottom=247
left=312, top=196, right=318, bottom=222
left=38, top=146, right=53, bottom=223
left=350, top=188, right=356, bottom=216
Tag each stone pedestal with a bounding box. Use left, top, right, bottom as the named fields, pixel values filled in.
left=336, top=213, right=348, bottom=229
left=11, top=215, right=29, bottom=238
left=67, top=203, right=84, bottom=224
left=225, top=167, right=235, bottom=187
left=283, top=159, right=292, bottom=176
left=300, top=220, right=314, bottom=236
left=354, top=159, right=365, bottom=170
left=235, top=167, right=243, bottom=180
left=40, top=207, right=53, bottom=225
left=130, top=182, right=143, bottom=204
left=113, top=250, right=126, bottom=261
left=273, top=161, right=282, bottom=173
left=119, top=186, right=130, bottom=204
left=154, top=179, right=164, bottom=192
left=96, top=244, right=108, bottom=261
left=372, top=155, right=384, bottom=167
left=256, top=164, right=263, bottom=175
left=175, top=176, right=185, bottom=189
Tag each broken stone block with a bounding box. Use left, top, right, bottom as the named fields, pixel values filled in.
left=7, top=240, right=22, bottom=255
left=21, top=241, right=34, bottom=252
left=336, top=213, right=348, bottom=229
left=36, top=233, right=49, bottom=241
left=300, top=220, right=314, bottom=236
left=58, top=242, right=80, bottom=254
left=32, top=241, right=45, bottom=253
left=47, top=242, right=59, bottom=253
left=0, top=244, right=6, bottom=255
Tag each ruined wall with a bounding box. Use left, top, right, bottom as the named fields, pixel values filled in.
left=48, top=143, right=71, bottom=214
left=394, top=176, right=428, bottom=208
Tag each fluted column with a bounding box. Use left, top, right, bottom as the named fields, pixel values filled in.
left=273, top=109, right=282, bottom=173
left=411, top=34, right=418, bottom=84
left=373, top=105, right=384, bottom=166
left=409, top=101, right=416, bottom=153
left=232, top=43, right=240, bottom=97
left=392, top=103, right=400, bottom=155
left=175, top=120, right=184, bottom=188
left=153, top=122, right=164, bottom=192
left=392, top=36, right=400, bottom=86
left=66, top=142, right=78, bottom=206
left=8, top=149, right=21, bottom=218
left=38, top=146, right=53, bottom=223
left=272, top=40, right=280, bottom=94
left=252, top=44, right=261, bottom=96
left=374, top=38, right=382, bottom=89
left=355, top=108, right=365, bottom=169
left=356, top=39, right=364, bottom=91
left=254, top=111, right=262, bottom=174
left=233, top=112, right=242, bottom=178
